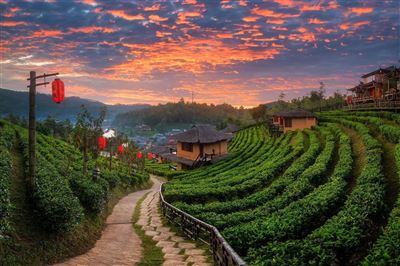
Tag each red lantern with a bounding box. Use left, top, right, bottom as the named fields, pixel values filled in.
left=377, top=88, right=382, bottom=98
left=137, top=151, right=142, bottom=159
left=371, top=88, right=375, bottom=98
left=147, top=152, right=152, bottom=160
left=52, top=78, right=65, bottom=104
left=98, top=136, right=106, bottom=151
left=347, top=96, right=353, bottom=105
left=118, top=144, right=124, bottom=154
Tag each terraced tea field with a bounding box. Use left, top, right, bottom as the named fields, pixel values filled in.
left=162, top=111, right=400, bottom=265
left=0, top=121, right=150, bottom=265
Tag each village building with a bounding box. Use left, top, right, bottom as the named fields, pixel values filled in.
left=166, top=124, right=229, bottom=170
left=222, top=123, right=241, bottom=141
left=272, top=109, right=317, bottom=133
left=347, top=66, right=400, bottom=105
left=151, top=145, right=176, bottom=164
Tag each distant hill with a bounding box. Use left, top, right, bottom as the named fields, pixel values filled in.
left=0, top=88, right=149, bottom=123
left=113, top=100, right=253, bottom=133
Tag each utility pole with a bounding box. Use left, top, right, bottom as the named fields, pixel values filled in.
left=28, top=71, right=36, bottom=190
left=27, top=71, right=59, bottom=190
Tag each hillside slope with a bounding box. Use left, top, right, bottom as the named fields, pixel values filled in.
left=159, top=111, right=400, bottom=265
left=0, top=120, right=150, bottom=265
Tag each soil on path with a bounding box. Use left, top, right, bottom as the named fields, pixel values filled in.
left=55, top=181, right=157, bottom=266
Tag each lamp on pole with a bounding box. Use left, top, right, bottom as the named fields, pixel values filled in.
left=27, top=71, right=61, bottom=190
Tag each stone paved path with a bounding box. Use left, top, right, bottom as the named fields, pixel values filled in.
left=55, top=176, right=211, bottom=266
left=55, top=182, right=156, bottom=266
left=137, top=176, right=211, bottom=266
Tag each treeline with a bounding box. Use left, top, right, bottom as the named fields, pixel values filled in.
left=112, top=99, right=253, bottom=131
left=4, top=113, right=73, bottom=140
left=250, top=85, right=346, bottom=122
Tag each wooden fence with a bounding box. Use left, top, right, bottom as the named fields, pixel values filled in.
left=344, top=100, right=400, bottom=111
left=159, top=183, right=247, bottom=266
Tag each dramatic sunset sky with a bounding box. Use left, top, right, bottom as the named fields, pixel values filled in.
left=0, top=0, right=398, bottom=107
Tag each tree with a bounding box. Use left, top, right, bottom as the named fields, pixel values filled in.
left=250, top=104, right=270, bottom=123
left=73, top=105, right=106, bottom=175
left=278, top=92, right=286, bottom=102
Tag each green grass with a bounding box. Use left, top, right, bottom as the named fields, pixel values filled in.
left=132, top=192, right=164, bottom=266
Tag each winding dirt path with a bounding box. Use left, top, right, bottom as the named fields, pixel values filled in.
left=55, top=182, right=157, bottom=266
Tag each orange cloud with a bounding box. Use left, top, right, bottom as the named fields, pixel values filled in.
left=273, top=0, right=296, bottom=7
left=267, top=19, right=286, bottom=25
left=32, top=30, right=63, bottom=38
left=216, top=33, right=233, bottom=39
left=350, top=7, right=373, bottom=15
left=297, top=27, right=307, bottom=33
left=288, top=27, right=316, bottom=42
left=149, top=14, right=168, bottom=22
left=82, top=0, right=97, bottom=5
left=300, top=5, right=321, bottom=12
left=69, top=26, right=117, bottom=33
left=339, top=21, right=369, bottom=30
left=144, top=4, right=161, bottom=11
left=239, top=0, right=247, bottom=6
left=251, top=7, right=299, bottom=18
left=2, top=7, right=20, bottom=17
left=156, top=31, right=172, bottom=38
left=107, top=10, right=145, bottom=20
left=177, top=11, right=202, bottom=24
left=308, top=18, right=325, bottom=24
left=243, top=16, right=259, bottom=22
left=315, top=27, right=337, bottom=34
left=111, top=37, right=281, bottom=79
left=0, top=21, right=27, bottom=26
left=183, top=0, right=197, bottom=4
left=273, top=26, right=288, bottom=31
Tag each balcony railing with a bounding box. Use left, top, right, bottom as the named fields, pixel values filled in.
left=344, top=100, right=400, bottom=111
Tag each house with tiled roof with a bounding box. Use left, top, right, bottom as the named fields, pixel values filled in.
left=166, top=124, right=229, bottom=170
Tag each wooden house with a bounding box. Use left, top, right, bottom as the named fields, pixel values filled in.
left=273, top=109, right=317, bottom=133
left=222, top=123, right=241, bottom=142
left=166, top=125, right=229, bottom=170
left=347, top=66, right=400, bottom=105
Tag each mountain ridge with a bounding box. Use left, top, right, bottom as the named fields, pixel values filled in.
left=0, top=88, right=150, bottom=122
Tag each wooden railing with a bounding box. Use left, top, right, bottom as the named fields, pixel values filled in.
left=344, top=100, right=400, bottom=111
left=159, top=183, right=247, bottom=266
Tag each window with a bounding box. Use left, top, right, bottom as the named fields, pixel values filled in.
left=273, top=116, right=278, bottom=123
left=181, top=142, right=193, bottom=152
left=284, top=118, right=292, bottom=127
